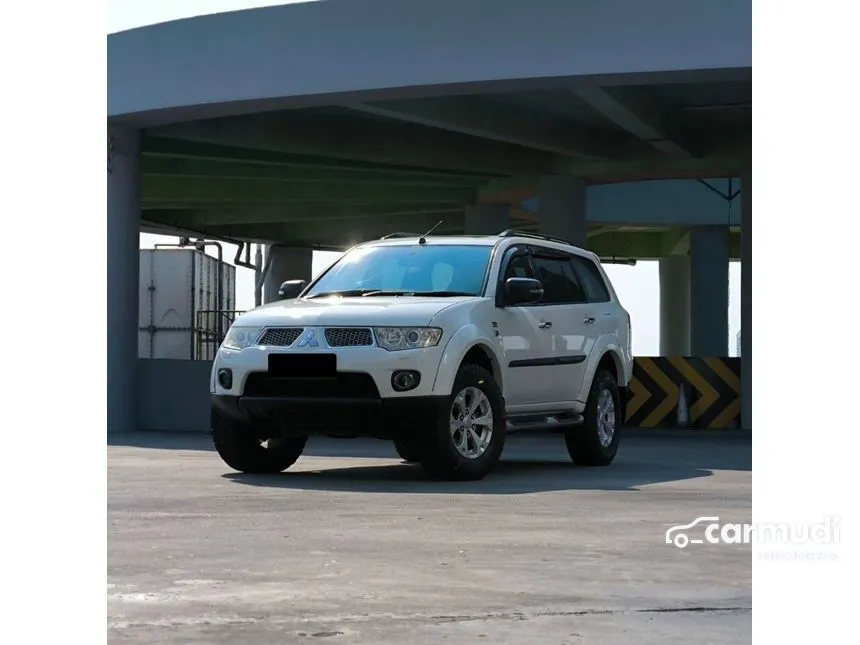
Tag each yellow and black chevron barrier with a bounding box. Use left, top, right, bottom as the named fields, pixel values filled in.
left=625, top=357, right=742, bottom=429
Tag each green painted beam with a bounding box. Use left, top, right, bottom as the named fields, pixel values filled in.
left=142, top=175, right=476, bottom=205
left=147, top=109, right=559, bottom=175
left=142, top=137, right=503, bottom=179
left=146, top=203, right=466, bottom=226
left=660, top=229, right=690, bottom=255
left=587, top=230, right=740, bottom=259
left=141, top=152, right=494, bottom=189
left=142, top=135, right=748, bottom=186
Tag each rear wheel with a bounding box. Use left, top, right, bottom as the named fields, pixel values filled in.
left=565, top=369, right=621, bottom=466
left=416, top=364, right=506, bottom=481
left=212, top=416, right=307, bottom=473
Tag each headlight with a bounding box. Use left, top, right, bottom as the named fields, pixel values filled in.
left=221, top=326, right=262, bottom=350
left=374, top=327, right=442, bottom=351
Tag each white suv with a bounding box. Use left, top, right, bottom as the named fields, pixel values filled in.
left=210, top=230, right=633, bottom=480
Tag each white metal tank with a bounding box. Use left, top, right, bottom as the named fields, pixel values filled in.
left=138, top=249, right=237, bottom=360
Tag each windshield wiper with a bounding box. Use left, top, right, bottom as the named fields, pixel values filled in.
left=409, top=290, right=475, bottom=297
left=307, top=289, right=476, bottom=299
left=362, top=290, right=474, bottom=297
left=360, top=290, right=409, bottom=297
left=305, top=289, right=379, bottom=299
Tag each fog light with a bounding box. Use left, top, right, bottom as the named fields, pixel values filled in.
left=392, top=370, right=420, bottom=392
left=217, top=368, right=233, bottom=390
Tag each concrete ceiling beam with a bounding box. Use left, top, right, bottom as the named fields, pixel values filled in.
left=141, top=175, right=476, bottom=205
left=571, top=85, right=695, bottom=158
left=141, top=156, right=491, bottom=187
left=556, top=153, right=743, bottom=183
left=146, top=203, right=466, bottom=226
left=586, top=225, right=619, bottom=239
left=345, top=97, right=633, bottom=160
left=147, top=110, right=559, bottom=175
left=661, top=229, right=691, bottom=255
left=199, top=213, right=468, bottom=245
left=143, top=137, right=502, bottom=180
left=587, top=230, right=740, bottom=259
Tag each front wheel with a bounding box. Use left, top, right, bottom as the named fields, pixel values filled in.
left=416, top=364, right=507, bottom=481
left=564, top=369, right=621, bottom=466
left=393, top=438, right=422, bottom=463
left=212, top=415, right=307, bottom=474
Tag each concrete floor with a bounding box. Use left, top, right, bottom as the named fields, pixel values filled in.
left=107, top=431, right=752, bottom=644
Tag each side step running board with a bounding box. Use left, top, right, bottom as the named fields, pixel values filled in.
left=506, top=414, right=584, bottom=433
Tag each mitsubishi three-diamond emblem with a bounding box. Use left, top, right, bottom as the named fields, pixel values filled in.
left=297, top=329, right=320, bottom=348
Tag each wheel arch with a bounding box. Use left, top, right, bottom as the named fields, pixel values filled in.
left=597, top=350, right=625, bottom=386
left=459, top=342, right=504, bottom=393
left=431, top=325, right=504, bottom=396
left=575, top=337, right=630, bottom=404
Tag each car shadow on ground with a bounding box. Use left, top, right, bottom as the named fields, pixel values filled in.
left=224, top=435, right=750, bottom=495
left=110, top=430, right=750, bottom=495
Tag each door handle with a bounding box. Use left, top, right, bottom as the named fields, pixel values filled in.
left=583, top=317, right=596, bottom=325
left=538, top=320, right=552, bottom=329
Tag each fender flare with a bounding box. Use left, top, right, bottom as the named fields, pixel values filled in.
left=574, top=336, right=630, bottom=403
left=431, top=324, right=504, bottom=396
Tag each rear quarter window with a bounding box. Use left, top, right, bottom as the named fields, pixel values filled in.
left=570, top=255, right=611, bottom=302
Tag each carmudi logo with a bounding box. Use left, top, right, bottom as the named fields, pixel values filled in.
left=665, top=516, right=840, bottom=550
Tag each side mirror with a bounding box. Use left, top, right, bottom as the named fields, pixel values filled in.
left=278, top=279, right=307, bottom=300
left=503, top=277, right=544, bottom=306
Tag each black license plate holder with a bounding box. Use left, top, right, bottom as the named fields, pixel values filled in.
left=268, top=353, right=337, bottom=378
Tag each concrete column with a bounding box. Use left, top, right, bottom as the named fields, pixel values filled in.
left=689, top=226, right=730, bottom=356
left=659, top=255, right=691, bottom=356
left=107, top=124, right=141, bottom=434
left=464, top=203, right=509, bottom=235
left=537, top=176, right=587, bottom=247
left=741, top=171, right=752, bottom=430
left=263, top=245, right=313, bottom=303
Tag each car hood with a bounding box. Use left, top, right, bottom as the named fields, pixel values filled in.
left=234, top=296, right=477, bottom=328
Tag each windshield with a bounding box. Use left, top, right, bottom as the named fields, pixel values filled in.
left=304, top=244, right=493, bottom=298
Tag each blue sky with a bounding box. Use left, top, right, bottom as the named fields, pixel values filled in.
left=120, top=0, right=742, bottom=357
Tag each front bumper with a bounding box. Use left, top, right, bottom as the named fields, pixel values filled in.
left=212, top=342, right=447, bottom=399
left=212, top=393, right=449, bottom=440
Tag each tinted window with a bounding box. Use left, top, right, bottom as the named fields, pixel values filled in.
left=570, top=256, right=611, bottom=302
left=306, top=244, right=492, bottom=296
left=503, top=253, right=535, bottom=280
left=531, top=255, right=587, bottom=304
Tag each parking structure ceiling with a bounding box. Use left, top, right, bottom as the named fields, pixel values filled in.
left=139, top=75, right=751, bottom=252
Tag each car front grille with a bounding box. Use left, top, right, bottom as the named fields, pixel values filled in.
left=324, top=327, right=373, bottom=347
left=257, top=328, right=303, bottom=347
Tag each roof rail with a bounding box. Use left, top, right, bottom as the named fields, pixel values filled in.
left=380, top=232, right=421, bottom=239
left=497, top=229, right=578, bottom=247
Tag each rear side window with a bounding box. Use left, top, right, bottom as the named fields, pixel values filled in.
left=570, top=255, right=611, bottom=302
left=531, top=255, right=587, bottom=304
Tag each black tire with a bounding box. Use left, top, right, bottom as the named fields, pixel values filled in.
left=393, top=438, right=422, bottom=463
left=416, top=364, right=507, bottom=481
left=212, top=416, right=307, bottom=474
left=565, top=369, right=621, bottom=466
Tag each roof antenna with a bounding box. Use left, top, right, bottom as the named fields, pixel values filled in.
left=419, top=219, right=444, bottom=245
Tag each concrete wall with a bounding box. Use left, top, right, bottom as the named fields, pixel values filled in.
left=137, top=359, right=212, bottom=432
